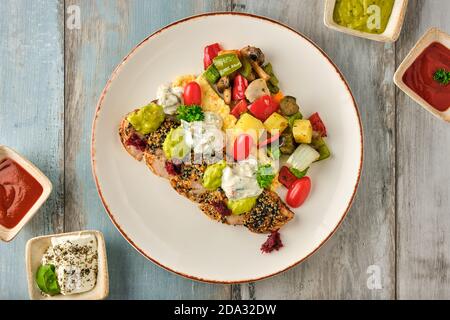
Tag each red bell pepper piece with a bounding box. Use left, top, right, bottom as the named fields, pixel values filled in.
left=203, top=43, right=222, bottom=70
left=278, top=166, right=298, bottom=189
left=232, top=74, right=248, bottom=101
left=230, top=100, right=248, bottom=118
left=309, top=112, right=327, bottom=137
left=248, top=95, right=279, bottom=121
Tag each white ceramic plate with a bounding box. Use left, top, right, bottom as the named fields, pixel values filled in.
left=92, top=13, right=363, bottom=283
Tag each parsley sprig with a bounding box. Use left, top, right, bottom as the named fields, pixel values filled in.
left=177, top=105, right=204, bottom=122
left=256, top=164, right=275, bottom=189
left=433, top=68, right=450, bottom=85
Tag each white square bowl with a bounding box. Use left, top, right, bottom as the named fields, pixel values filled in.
left=26, top=230, right=109, bottom=300
left=324, top=0, right=409, bottom=42
left=0, top=145, right=52, bottom=242
left=394, top=28, right=450, bottom=122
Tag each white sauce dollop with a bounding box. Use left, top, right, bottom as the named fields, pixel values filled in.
left=157, top=84, right=183, bottom=115
left=181, top=119, right=224, bottom=158
left=221, top=158, right=263, bottom=200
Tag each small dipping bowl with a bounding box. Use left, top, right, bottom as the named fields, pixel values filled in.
left=324, top=0, right=409, bottom=42
left=26, top=230, right=109, bottom=300
left=0, top=146, right=52, bottom=242
left=394, top=28, right=450, bottom=122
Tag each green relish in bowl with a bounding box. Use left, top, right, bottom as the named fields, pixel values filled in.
left=333, top=0, right=395, bottom=34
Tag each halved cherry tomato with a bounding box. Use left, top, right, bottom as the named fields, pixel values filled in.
left=233, top=134, right=253, bottom=161
left=230, top=100, right=248, bottom=118
left=248, top=95, right=279, bottom=121
left=184, top=81, right=202, bottom=106
left=258, top=132, right=280, bottom=148
left=309, top=112, right=327, bottom=137
left=278, top=166, right=297, bottom=188
left=286, top=177, right=311, bottom=208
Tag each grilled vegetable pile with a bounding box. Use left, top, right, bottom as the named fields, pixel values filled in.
left=118, top=43, right=332, bottom=254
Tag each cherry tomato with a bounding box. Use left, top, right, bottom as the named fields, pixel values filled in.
left=286, top=177, right=311, bottom=208
left=233, top=134, right=253, bottom=161
left=278, top=166, right=297, bottom=189
left=184, top=82, right=202, bottom=106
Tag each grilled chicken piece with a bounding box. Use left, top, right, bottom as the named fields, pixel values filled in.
left=119, top=101, right=175, bottom=162
left=198, top=189, right=228, bottom=222
left=143, top=118, right=179, bottom=178
left=198, top=189, right=245, bottom=225
left=169, top=161, right=209, bottom=202
left=242, top=190, right=294, bottom=233
left=197, top=189, right=294, bottom=231
left=118, top=111, right=147, bottom=161
left=167, top=155, right=246, bottom=225
left=144, top=150, right=169, bottom=179
left=119, top=113, right=295, bottom=234
left=197, top=188, right=295, bottom=231
left=146, top=117, right=178, bottom=155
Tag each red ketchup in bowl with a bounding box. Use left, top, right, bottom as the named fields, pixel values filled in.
left=402, top=42, right=450, bottom=112
left=0, top=158, right=43, bottom=229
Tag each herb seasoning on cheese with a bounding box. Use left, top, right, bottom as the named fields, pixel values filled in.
left=39, top=234, right=98, bottom=296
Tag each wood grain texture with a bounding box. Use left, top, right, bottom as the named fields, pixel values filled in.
left=231, top=0, right=396, bottom=299
left=396, top=0, right=450, bottom=299
left=64, top=0, right=232, bottom=299
left=0, top=0, right=64, bottom=299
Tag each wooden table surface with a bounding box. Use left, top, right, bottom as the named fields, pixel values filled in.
left=1, top=0, right=449, bottom=300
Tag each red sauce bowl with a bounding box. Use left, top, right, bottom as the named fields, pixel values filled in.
left=394, top=28, right=450, bottom=122
left=0, top=146, right=52, bottom=242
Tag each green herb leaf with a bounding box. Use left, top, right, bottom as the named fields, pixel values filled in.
left=256, top=164, right=276, bottom=189
left=433, top=68, right=450, bottom=85
left=290, top=167, right=309, bottom=178
left=176, top=105, right=205, bottom=122
left=36, top=264, right=60, bottom=295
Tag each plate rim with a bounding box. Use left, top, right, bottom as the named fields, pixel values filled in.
left=91, top=12, right=364, bottom=284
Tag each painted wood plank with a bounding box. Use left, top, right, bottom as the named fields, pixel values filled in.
left=396, top=0, right=450, bottom=299
left=231, top=0, right=396, bottom=299
left=0, top=0, right=64, bottom=299
left=64, top=0, right=233, bottom=299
